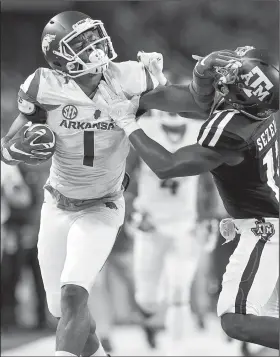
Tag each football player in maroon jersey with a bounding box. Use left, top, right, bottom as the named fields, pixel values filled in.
left=103, top=47, right=279, bottom=350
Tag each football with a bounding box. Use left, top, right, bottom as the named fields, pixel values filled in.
left=24, top=123, right=56, bottom=164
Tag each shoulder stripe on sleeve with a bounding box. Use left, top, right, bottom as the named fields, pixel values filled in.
left=198, top=110, right=238, bottom=146
left=24, top=68, right=42, bottom=101
left=198, top=111, right=226, bottom=145
left=208, top=111, right=237, bottom=147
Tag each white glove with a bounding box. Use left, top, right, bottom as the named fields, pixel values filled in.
left=137, top=51, right=167, bottom=85
left=192, top=50, right=242, bottom=78
left=234, top=45, right=255, bottom=56
left=219, top=218, right=237, bottom=245
left=98, top=79, right=141, bottom=136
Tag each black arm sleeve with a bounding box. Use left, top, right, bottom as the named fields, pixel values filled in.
left=21, top=105, right=48, bottom=124
left=189, top=68, right=215, bottom=112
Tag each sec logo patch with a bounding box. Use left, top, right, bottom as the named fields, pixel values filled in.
left=62, top=105, right=78, bottom=120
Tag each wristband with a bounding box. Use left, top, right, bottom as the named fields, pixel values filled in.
left=156, top=72, right=167, bottom=86
left=123, top=121, right=141, bottom=137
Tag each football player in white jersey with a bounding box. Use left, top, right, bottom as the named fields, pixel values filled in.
left=1, top=11, right=159, bottom=357
left=0, top=10, right=239, bottom=356
left=129, top=111, right=202, bottom=355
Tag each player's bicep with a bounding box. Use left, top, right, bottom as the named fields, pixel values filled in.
left=175, top=143, right=225, bottom=174
left=18, top=68, right=48, bottom=123
left=197, top=117, right=245, bottom=166
left=3, top=113, right=29, bottom=142
left=160, top=143, right=224, bottom=179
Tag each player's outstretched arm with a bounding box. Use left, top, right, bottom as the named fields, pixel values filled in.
left=129, top=129, right=244, bottom=178
left=100, top=70, right=245, bottom=179
left=137, top=49, right=241, bottom=118
left=128, top=130, right=226, bottom=178
left=138, top=84, right=211, bottom=119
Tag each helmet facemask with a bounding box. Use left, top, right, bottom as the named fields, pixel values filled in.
left=52, top=18, right=117, bottom=77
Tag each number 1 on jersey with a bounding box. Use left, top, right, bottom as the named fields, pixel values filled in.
left=83, top=131, right=95, bottom=167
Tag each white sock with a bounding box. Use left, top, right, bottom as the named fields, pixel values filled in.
left=55, top=352, right=77, bottom=356
left=90, top=344, right=107, bottom=356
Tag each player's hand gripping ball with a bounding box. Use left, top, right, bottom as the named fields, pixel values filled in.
left=23, top=123, right=56, bottom=165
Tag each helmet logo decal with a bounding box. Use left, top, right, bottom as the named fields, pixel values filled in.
left=235, top=46, right=255, bottom=57
left=42, top=34, right=56, bottom=55
left=240, top=66, right=273, bottom=101
left=62, top=105, right=78, bottom=120
left=72, top=18, right=96, bottom=31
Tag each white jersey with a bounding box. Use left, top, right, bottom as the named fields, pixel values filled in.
left=134, top=111, right=203, bottom=227
left=18, top=61, right=155, bottom=200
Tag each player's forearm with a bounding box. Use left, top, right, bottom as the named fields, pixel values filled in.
left=129, top=132, right=206, bottom=178
left=138, top=84, right=209, bottom=114
left=128, top=129, right=174, bottom=179
left=138, top=69, right=215, bottom=116
left=128, top=129, right=223, bottom=178
left=189, top=67, right=215, bottom=112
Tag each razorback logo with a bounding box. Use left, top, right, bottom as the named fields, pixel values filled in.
left=42, top=34, right=56, bottom=55
left=72, top=18, right=95, bottom=31
left=240, top=66, right=273, bottom=102
left=251, top=219, right=275, bottom=242
left=235, top=46, right=255, bottom=57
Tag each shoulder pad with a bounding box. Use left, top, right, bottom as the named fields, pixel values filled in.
left=19, top=68, right=49, bottom=103
left=197, top=110, right=252, bottom=151
left=105, top=61, right=156, bottom=97
left=18, top=67, right=61, bottom=116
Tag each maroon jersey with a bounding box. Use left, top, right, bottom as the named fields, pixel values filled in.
left=197, top=109, right=279, bottom=219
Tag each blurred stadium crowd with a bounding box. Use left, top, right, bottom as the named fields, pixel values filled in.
left=1, top=0, right=279, bottom=355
